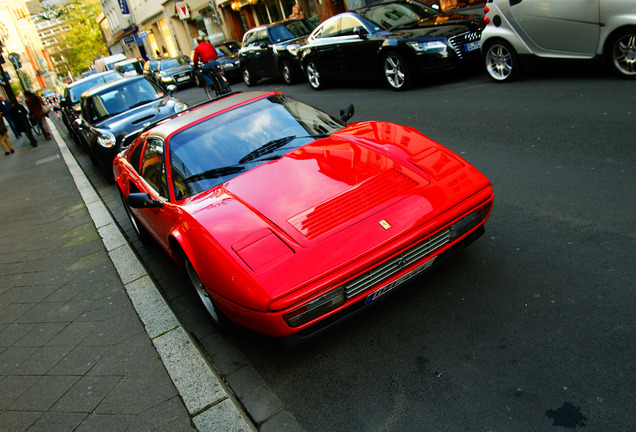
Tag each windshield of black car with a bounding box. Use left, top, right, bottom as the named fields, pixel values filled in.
left=167, top=94, right=345, bottom=199
left=359, top=2, right=437, bottom=30
left=68, top=72, right=121, bottom=104
left=269, top=20, right=316, bottom=42
left=160, top=59, right=183, bottom=71
left=89, top=79, right=163, bottom=121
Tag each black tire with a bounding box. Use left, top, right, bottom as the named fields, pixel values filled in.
left=280, top=60, right=297, bottom=85
left=383, top=51, right=412, bottom=90
left=119, top=191, right=152, bottom=244
left=204, top=83, right=216, bottom=99
left=607, top=27, right=636, bottom=79
left=483, top=40, right=520, bottom=82
left=305, top=59, right=326, bottom=90
left=184, top=257, right=233, bottom=333
left=242, top=65, right=257, bottom=87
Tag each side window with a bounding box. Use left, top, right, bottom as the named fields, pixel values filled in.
left=141, top=138, right=168, bottom=198
left=318, top=19, right=340, bottom=39
left=339, top=17, right=364, bottom=36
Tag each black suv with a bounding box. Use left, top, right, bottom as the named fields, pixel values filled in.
left=75, top=76, right=187, bottom=180
left=58, top=71, right=122, bottom=149
left=239, top=19, right=316, bottom=86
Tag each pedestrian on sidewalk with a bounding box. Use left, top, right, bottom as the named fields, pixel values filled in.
left=24, top=91, right=51, bottom=140
left=0, top=95, right=21, bottom=139
left=0, top=113, right=15, bottom=155
left=9, top=97, right=38, bottom=147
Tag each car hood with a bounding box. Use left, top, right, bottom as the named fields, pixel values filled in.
left=159, top=65, right=191, bottom=75
left=183, top=121, right=491, bottom=310
left=385, top=12, right=484, bottom=36
left=94, top=97, right=181, bottom=136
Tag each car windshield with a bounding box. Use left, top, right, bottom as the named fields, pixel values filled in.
left=68, top=72, right=120, bottom=104
left=160, top=59, right=184, bottom=71
left=359, top=1, right=438, bottom=30
left=89, top=79, right=163, bottom=120
left=168, top=94, right=345, bottom=199
left=269, top=20, right=316, bottom=43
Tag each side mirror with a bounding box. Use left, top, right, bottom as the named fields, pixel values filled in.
left=166, top=84, right=177, bottom=96
left=127, top=192, right=164, bottom=209
left=339, top=104, right=355, bottom=122
left=354, top=27, right=367, bottom=39
left=259, top=43, right=269, bottom=49
left=74, top=118, right=84, bottom=129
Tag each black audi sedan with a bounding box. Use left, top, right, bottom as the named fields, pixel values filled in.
left=75, top=75, right=187, bottom=180
left=297, top=0, right=485, bottom=90
left=239, top=18, right=316, bottom=86
left=143, top=56, right=194, bottom=90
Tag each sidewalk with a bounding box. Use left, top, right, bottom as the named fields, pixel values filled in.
left=0, top=121, right=256, bottom=431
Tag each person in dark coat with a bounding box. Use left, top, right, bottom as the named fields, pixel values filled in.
left=0, top=95, right=20, bottom=139
left=24, top=91, right=51, bottom=140
left=10, top=97, right=38, bottom=147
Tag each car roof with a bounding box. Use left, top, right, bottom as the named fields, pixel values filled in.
left=147, top=91, right=271, bottom=139
left=80, top=75, right=150, bottom=98
left=67, top=70, right=122, bottom=89
left=246, top=18, right=310, bottom=33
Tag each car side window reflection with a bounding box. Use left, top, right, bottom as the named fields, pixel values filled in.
left=141, top=138, right=168, bottom=199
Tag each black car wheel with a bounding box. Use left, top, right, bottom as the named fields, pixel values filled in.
left=281, top=60, right=297, bottom=85
left=242, top=65, right=257, bottom=87
left=484, top=40, right=520, bottom=82
left=184, top=257, right=233, bottom=333
left=383, top=52, right=411, bottom=90
left=608, top=27, right=636, bottom=79
left=306, top=60, right=325, bottom=90
left=119, top=191, right=152, bottom=244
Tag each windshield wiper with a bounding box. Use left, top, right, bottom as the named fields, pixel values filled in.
left=128, top=99, right=158, bottom=109
left=183, top=165, right=245, bottom=183
left=238, top=134, right=331, bottom=164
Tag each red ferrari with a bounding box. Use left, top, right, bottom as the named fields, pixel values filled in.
left=113, top=91, right=493, bottom=341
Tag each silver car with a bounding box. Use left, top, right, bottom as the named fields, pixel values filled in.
left=481, top=0, right=636, bottom=81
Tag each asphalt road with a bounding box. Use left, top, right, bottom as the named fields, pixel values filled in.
left=60, top=61, right=635, bottom=432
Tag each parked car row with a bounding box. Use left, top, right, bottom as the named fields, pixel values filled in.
left=239, top=0, right=486, bottom=90
left=237, top=0, right=635, bottom=89
left=57, top=73, right=188, bottom=180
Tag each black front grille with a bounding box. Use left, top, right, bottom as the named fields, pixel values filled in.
left=449, top=31, right=482, bottom=59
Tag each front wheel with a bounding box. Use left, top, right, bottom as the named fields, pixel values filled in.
left=242, top=65, right=257, bottom=87
left=383, top=52, right=411, bottom=90
left=204, top=83, right=216, bottom=99
left=305, top=60, right=326, bottom=90
left=484, top=40, right=520, bottom=82
left=119, top=191, right=152, bottom=244
left=184, top=258, right=233, bottom=333
left=607, top=27, right=636, bottom=79
left=281, top=60, right=297, bottom=85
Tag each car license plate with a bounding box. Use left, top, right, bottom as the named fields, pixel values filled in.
left=176, top=76, right=189, bottom=82
left=365, top=256, right=437, bottom=304
left=465, top=41, right=480, bottom=52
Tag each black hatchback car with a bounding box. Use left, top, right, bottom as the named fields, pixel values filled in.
left=239, top=19, right=316, bottom=86
left=58, top=70, right=122, bottom=148
left=75, top=76, right=187, bottom=179
left=297, top=0, right=485, bottom=90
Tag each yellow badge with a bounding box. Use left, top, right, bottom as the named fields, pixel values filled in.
left=379, top=220, right=391, bottom=230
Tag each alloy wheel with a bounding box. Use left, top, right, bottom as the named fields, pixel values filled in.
left=306, top=61, right=322, bottom=89
left=384, top=53, right=408, bottom=89
left=611, top=31, right=636, bottom=78
left=484, top=41, right=518, bottom=82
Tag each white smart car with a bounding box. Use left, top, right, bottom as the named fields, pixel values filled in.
left=481, top=0, right=636, bottom=81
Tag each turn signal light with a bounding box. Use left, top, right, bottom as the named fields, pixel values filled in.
left=484, top=17, right=491, bottom=24
left=484, top=6, right=490, bottom=13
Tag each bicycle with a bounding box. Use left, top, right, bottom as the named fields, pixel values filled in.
left=28, top=113, right=43, bottom=136
left=196, top=63, right=231, bottom=99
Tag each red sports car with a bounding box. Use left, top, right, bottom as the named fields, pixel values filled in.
left=113, top=91, right=493, bottom=341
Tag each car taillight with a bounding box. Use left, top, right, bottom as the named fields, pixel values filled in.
left=484, top=6, right=490, bottom=13
left=284, top=287, right=345, bottom=328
